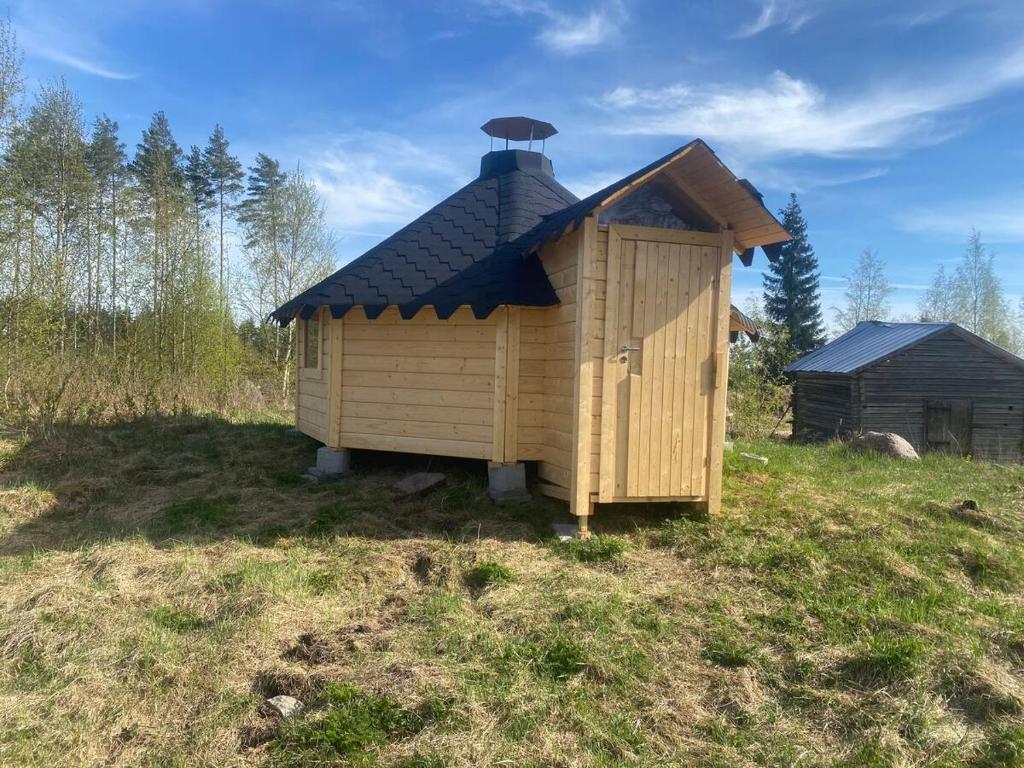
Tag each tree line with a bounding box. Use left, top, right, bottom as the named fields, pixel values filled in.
left=728, top=194, right=1024, bottom=438
left=0, top=21, right=334, bottom=422
left=747, top=194, right=1023, bottom=376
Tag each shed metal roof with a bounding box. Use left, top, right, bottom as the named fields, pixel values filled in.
left=785, top=321, right=1024, bottom=374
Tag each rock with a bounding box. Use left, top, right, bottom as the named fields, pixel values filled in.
left=394, top=472, right=446, bottom=497
left=961, top=499, right=979, bottom=511
left=264, top=695, right=304, bottom=719
left=851, top=431, right=920, bottom=460
left=739, top=452, right=768, bottom=465
left=552, top=522, right=581, bottom=541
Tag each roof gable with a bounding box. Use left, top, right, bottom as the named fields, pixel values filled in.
left=785, top=321, right=1024, bottom=374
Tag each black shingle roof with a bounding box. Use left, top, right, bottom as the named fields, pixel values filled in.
left=271, top=141, right=786, bottom=325
left=271, top=149, right=578, bottom=324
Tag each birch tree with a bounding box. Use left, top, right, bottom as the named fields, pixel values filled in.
left=834, top=248, right=892, bottom=332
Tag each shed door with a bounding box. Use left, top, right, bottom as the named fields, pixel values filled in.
left=598, top=227, right=722, bottom=500
left=925, top=399, right=972, bottom=455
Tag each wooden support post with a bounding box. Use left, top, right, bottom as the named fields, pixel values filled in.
left=570, top=216, right=599, bottom=519
left=492, top=307, right=510, bottom=464
left=504, top=306, right=520, bottom=461
left=577, top=501, right=593, bottom=539
left=706, top=229, right=734, bottom=515
left=327, top=314, right=344, bottom=447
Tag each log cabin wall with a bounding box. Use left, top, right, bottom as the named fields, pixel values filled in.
left=856, top=332, right=1024, bottom=462
left=791, top=373, right=858, bottom=439
left=334, top=306, right=498, bottom=460
left=519, top=226, right=582, bottom=493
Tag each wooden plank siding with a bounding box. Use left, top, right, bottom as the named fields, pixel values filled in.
left=520, top=226, right=583, bottom=492
left=856, top=333, right=1024, bottom=462
left=336, top=306, right=498, bottom=460
left=791, top=373, right=858, bottom=439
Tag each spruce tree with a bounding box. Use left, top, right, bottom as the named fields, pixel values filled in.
left=763, top=193, right=825, bottom=368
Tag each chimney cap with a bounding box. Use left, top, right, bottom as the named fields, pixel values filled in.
left=481, top=116, right=557, bottom=142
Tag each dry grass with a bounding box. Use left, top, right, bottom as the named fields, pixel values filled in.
left=0, top=415, right=1023, bottom=767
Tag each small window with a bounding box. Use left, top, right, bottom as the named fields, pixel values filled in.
left=303, top=315, right=320, bottom=369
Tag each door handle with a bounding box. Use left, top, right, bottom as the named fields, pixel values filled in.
left=619, top=345, right=640, bottom=353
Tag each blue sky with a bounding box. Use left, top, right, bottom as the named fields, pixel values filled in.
left=11, top=0, right=1024, bottom=328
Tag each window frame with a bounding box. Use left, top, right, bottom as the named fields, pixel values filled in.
left=300, top=309, right=325, bottom=379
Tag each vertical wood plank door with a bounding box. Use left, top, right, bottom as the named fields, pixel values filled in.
left=925, top=399, right=973, bottom=455
left=599, top=227, right=721, bottom=500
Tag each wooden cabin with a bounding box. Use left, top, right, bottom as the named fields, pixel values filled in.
left=787, top=321, right=1024, bottom=461
left=272, top=117, right=790, bottom=533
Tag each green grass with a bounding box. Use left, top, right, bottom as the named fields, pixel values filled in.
left=551, top=533, right=627, bottom=563
left=0, top=415, right=1023, bottom=766
left=272, top=683, right=424, bottom=765
left=462, top=560, right=512, bottom=590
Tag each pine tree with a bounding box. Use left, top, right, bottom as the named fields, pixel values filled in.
left=132, top=111, right=184, bottom=371
left=763, top=193, right=825, bottom=369
left=202, top=125, right=242, bottom=314
left=86, top=115, right=126, bottom=356
left=184, top=145, right=214, bottom=246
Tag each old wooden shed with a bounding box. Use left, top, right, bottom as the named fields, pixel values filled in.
left=787, top=321, right=1024, bottom=461
left=272, top=117, right=790, bottom=532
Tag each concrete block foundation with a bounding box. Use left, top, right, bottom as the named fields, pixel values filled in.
left=487, top=462, right=530, bottom=503
left=310, top=446, right=351, bottom=478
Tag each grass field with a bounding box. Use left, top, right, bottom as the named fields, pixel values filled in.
left=1, top=412, right=1023, bottom=767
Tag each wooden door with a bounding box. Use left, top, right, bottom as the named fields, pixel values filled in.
left=925, top=399, right=972, bottom=455
left=598, top=227, right=724, bottom=500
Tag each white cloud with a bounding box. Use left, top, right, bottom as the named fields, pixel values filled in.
left=897, top=197, right=1024, bottom=243
left=26, top=45, right=137, bottom=80
left=299, top=132, right=462, bottom=235
left=538, top=7, right=618, bottom=52
left=596, top=46, right=1024, bottom=157
left=757, top=165, right=889, bottom=193
left=734, top=0, right=816, bottom=38
left=15, top=4, right=139, bottom=80
left=559, top=170, right=623, bottom=198
left=477, top=0, right=624, bottom=53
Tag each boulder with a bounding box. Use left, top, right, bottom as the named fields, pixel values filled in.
left=851, top=431, right=920, bottom=460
